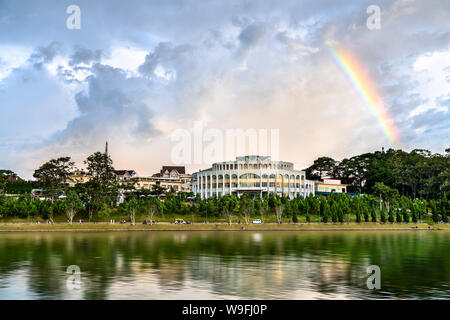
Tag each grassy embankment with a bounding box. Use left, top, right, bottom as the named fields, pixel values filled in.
left=0, top=221, right=449, bottom=232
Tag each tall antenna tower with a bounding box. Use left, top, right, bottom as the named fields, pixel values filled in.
left=105, top=141, right=108, bottom=155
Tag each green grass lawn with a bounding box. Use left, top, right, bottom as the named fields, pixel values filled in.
left=0, top=221, right=448, bottom=232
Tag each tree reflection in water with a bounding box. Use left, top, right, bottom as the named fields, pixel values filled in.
left=0, top=231, right=449, bottom=299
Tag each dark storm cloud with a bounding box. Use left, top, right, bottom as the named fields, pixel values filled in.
left=138, top=42, right=192, bottom=77
left=69, top=47, right=102, bottom=66
left=29, top=41, right=62, bottom=69
left=1, top=0, right=450, bottom=178
left=237, top=23, right=266, bottom=58
left=53, top=63, right=159, bottom=144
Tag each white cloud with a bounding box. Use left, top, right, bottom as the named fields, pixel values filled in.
left=0, top=45, right=32, bottom=81
left=409, top=50, right=450, bottom=117
left=102, top=45, right=148, bottom=76
left=1, top=0, right=449, bottom=178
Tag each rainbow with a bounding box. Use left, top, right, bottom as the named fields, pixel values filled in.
left=328, top=46, right=400, bottom=148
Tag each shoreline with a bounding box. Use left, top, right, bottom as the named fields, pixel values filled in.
left=0, top=222, right=448, bottom=232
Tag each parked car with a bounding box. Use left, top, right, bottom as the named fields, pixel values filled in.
left=252, top=219, right=262, bottom=224
left=174, top=219, right=186, bottom=224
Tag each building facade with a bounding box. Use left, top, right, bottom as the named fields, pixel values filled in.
left=114, top=170, right=137, bottom=183
left=314, top=178, right=347, bottom=195
left=135, top=166, right=192, bottom=193
left=192, top=155, right=315, bottom=199
left=67, top=169, right=91, bottom=187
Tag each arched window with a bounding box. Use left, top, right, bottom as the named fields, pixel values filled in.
left=290, top=175, right=295, bottom=187
left=239, top=173, right=260, bottom=187
left=277, top=174, right=282, bottom=188
left=231, top=174, right=238, bottom=188
left=262, top=174, right=268, bottom=187
left=269, top=174, right=276, bottom=187
left=224, top=174, right=230, bottom=188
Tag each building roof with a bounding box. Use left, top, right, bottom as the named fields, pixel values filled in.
left=114, top=170, right=136, bottom=176
left=161, top=166, right=185, bottom=174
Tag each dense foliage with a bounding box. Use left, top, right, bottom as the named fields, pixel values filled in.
left=306, top=148, right=449, bottom=199
left=0, top=147, right=448, bottom=223
left=0, top=192, right=447, bottom=224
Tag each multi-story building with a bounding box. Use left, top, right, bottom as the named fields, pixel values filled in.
left=134, top=166, right=192, bottom=193
left=114, top=170, right=137, bottom=183
left=192, top=155, right=315, bottom=199
left=67, top=169, right=91, bottom=187
left=314, top=179, right=347, bottom=195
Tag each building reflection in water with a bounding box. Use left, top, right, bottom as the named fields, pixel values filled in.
left=0, top=231, right=449, bottom=299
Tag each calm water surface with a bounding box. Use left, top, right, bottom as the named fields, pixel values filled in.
left=0, top=230, right=449, bottom=299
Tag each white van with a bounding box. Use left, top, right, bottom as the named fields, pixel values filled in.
left=252, top=219, right=262, bottom=224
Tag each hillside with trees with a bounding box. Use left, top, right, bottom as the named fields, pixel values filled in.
left=0, top=148, right=448, bottom=224
left=306, top=148, right=449, bottom=199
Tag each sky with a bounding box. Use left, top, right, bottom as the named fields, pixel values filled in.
left=0, top=0, right=449, bottom=179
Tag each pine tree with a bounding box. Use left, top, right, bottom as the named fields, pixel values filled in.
left=380, top=206, right=387, bottom=223
left=411, top=202, right=418, bottom=223
left=431, top=200, right=440, bottom=223
left=388, top=206, right=394, bottom=223
left=441, top=193, right=448, bottom=223
left=338, top=205, right=344, bottom=223
left=396, top=206, right=402, bottom=223
left=363, top=203, right=370, bottom=222
left=401, top=203, right=409, bottom=223
left=292, top=209, right=298, bottom=223
left=322, top=202, right=330, bottom=223
left=331, top=202, right=338, bottom=223
left=370, top=206, right=377, bottom=222
left=353, top=199, right=361, bottom=223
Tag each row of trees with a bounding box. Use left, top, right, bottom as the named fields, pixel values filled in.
left=1, top=191, right=448, bottom=224
left=306, top=148, right=449, bottom=199
left=0, top=147, right=449, bottom=223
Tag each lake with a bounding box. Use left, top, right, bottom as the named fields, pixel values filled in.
left=0, top=230, right=449, bottom=299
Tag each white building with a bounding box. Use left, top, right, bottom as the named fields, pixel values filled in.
left=314, top=179, right=347, bottom=194
left=192, top=155, right=315, bottom=199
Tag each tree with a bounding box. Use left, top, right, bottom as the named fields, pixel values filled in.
left=370, top=205, right=377, bottom=222
left=33, top=157, right=74, bottom=196
left=411, top=202, right=418, bottom=223
left=85, top=152, right=116, bottom=187
left=221, top=196, right=237, bottom=225
left=353, top=199, right=361, bottom=223
left=388, top=206, right=394, bottom=223
left=98, top=203, right=112, bottom=221
left=430, top=200, right=440, bottom=223
left=151, top=185, right=167, bottom=197
left=240, top=197, right=254, bottom=224
left=274, top=201, right=285, bottom=224
left=305, top=157, right=336, bottom=180
left=322, top=202, right=330, bottom=223
left=144, top=198, right=159, bottom=224
left=84, top=151, right=118, bottom=214
left=440, top=193, right=448, bottom=223
left=259, top=199, right=269, bottom=223
left=331, top=202, right=338, bottom=223
left=125, top=198, right=139, bottom=225
left=362, top=201, right=370, bottom=222
left=400, top=202, right=409, bottom=223
left=0, top=170, right=19, bottom=194
left=65, top=190, right=83, bottom=224
left=380, top=206, right=387, bottom=223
